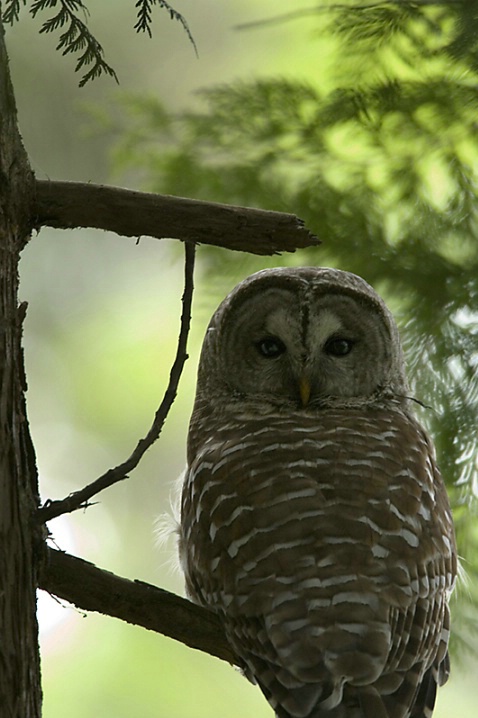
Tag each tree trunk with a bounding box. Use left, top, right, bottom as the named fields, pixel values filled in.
left=0, top=18, right=42, bottom=718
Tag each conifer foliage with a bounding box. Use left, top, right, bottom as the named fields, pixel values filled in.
left=1, top=0, right=195, bottom=85
left=110, top=1, right=478, bottom=651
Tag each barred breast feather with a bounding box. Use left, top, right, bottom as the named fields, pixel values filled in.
left=180, top=406, right=456, bottom=718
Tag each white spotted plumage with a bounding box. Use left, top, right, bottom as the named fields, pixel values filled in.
left=179, top=267, right=457, bottom=718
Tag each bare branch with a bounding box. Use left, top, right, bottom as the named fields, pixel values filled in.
left=235, top=1, right=459, bottom=31
left=33, top=180, right=319, bottom=256
left=37, top=241, right=196, bottom=523
left=39, top=547, right=238, bottom=666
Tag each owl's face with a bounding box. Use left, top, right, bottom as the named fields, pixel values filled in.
left=197, top=267, right=407, bottom=410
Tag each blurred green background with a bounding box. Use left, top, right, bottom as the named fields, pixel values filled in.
left=4, top=1, right=478, bottom=716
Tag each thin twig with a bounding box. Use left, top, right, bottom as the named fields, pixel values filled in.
left=235, top=4, right=321, bottom=29
left=37, top=242, right=196, bottom=523
left=235, top=1, right=458, bottom=31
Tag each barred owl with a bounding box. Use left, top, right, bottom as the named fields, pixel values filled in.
left=179, top=267, right=457, bottom=718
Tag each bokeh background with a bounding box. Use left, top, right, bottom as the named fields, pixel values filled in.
left=4, top=1, right=478, bottom=716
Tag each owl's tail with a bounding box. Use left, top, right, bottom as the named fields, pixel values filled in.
left=269, top=661, right=445, bottom=718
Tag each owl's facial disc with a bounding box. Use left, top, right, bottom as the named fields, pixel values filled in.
left=215, top=281, right=397, bottom=407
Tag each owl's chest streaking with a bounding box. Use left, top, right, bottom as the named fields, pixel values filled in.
left=180, top=405, right=456, bottom=713
left=182, top=405, right=453, bottom=603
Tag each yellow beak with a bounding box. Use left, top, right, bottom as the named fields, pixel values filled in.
left=299, top=375, right=311, bottom=407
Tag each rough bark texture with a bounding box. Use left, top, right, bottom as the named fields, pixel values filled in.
left=34, top=180, right=320, bottom=255
left=0, top=20, right=42, bottom=718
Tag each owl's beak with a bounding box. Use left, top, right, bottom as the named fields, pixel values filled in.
left=299, top=375, right=311, bottom=407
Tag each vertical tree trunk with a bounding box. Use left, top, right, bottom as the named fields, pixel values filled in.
left=0, top=18, right=42, bottom=718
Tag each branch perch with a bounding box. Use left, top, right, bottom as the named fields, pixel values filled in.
left=34, top=180, right=319, bottom=255
left=38, top=241, right=195, bottom=523
left=39, top=547, right=238, bottom=666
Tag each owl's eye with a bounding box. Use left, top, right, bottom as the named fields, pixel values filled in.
left=324, top=337, right=355, bottom=357
left=256, top=336, right=286, bottom=359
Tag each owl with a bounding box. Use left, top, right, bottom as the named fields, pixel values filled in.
left=179, top=267, right=457, bottom=718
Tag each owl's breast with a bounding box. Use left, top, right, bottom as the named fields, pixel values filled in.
left=181, top=405, right=455, bottom=694
left=182, top=407, right=452, bottom=612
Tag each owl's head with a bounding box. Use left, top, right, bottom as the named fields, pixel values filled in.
left=195, top=267, right=408, bottom=411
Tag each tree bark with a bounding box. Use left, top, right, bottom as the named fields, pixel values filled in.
left=39, top=548, right=238, bottom=666
left=34, top=180, right=319, bottom=255
left=0, top=20, right=42, bottom=718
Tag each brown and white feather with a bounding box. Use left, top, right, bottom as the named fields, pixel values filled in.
left=179, top=267, right=457, bottom=718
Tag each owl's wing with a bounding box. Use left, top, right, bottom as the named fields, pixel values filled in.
left=377, top=440, right=456, bottom=718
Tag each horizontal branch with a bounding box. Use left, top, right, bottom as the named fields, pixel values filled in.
left=39, top=547, right=238, bottom=666
left=34, top=180, right=319, bottom=256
